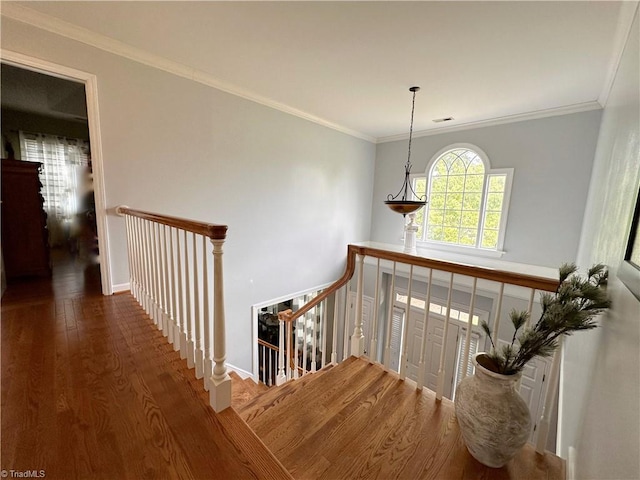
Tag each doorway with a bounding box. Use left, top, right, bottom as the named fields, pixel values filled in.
left=0, top=52, right=111, bottom=297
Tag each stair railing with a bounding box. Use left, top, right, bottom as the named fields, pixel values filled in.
left=116, top=205, right=231, bottom=412
left=278, top=243, right=561, bottom=453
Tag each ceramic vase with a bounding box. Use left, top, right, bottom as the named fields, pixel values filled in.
left=454, top=352, right=531, bottom=468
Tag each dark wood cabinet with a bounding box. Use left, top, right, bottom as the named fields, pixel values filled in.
left=1, top=158, right=51, bottom=279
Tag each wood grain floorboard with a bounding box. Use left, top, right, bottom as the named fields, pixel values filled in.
left=242, top=356, right=565, bottom=480
left=1, top=253, right=291, bottom=480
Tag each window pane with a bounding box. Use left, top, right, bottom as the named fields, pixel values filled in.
left=444, top=227, right=460, bottom=243
left=489, top=175, right=506, bottom=192
left=447, top=175, right=465, bottom=192
left=484, top=211, right=502, bottom=229
left=459, top=228, right=477, bottom=245
left=432, top=176, right=448, bottom=193
left=429, top=193, right=446, bottom=209
left=413, top=177, right=427, bottom=200
left=427, top=225, right=445, bottom=241
left=487, top=192, right=503, bottom=211
left=463, top=193, right=482, bottom=210
left=447, top=192, right=463, bottom=210
left=443, top=209, right=460, bottom=227
left=428, top=209, right=444, bottom=225
left=451, top=159, right=467, bottom=175
left=464, top=174, right=484, bottom=192
left=467, top=161, right=485, bottom=175
left=461, top=210, right=480, bottom=228
left=481, top=229, right=499, bottom=249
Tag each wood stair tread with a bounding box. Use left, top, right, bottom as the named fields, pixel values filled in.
left=241, top=356, right=565, bottom=480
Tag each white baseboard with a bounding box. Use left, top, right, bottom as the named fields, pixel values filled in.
left=112, top=282, right=131, bottom=293
left=227, top=363, right=253, bottom=380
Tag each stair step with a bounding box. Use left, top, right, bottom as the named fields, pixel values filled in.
left=230, top=371, right=269, bottom=409
left=237, top=360, right=341, bottom=421
left=237, top=356, right=565, bottom=480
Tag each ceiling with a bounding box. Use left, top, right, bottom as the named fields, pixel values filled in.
left=1, top=1, right=634, bottom=142
left=1, top=63, right=88, bottom=122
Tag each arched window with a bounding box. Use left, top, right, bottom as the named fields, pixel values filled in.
left=412, top=145, right=512, bottom=253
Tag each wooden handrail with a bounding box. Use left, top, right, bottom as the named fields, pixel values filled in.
left=116, top=205, right=227, bottom=240
left=278, top=244, right=559, bottom=324
left=353, top=245, right=560, bottom=292
left=258, top=338, right=279, bottom=351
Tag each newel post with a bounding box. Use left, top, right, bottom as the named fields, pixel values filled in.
left=208, top=238, right=231, bottom=412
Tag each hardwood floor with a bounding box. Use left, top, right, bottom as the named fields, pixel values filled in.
left=1, top=252, right=564, bottom=479
left=1, top=254, right=291, bottom=480
left=239, top=357, right=565, bottom=480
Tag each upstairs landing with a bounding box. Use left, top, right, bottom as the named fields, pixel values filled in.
left=238, top=356, right=565, bottom=480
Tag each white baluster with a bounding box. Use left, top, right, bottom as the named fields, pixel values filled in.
left=177, top=229, right=187, bottom=360
left=208, top=237, right=231, bottom=412
left=417, top=268, right=433, bottom=390
left=321, top=300, right=327, bottom=370
left=302, top=312, right=308, bottom=376
left=158, top=223, right=168, bottom=335
left=350, top=254, right=365, bottom=357
left=184, top=230, right=195, bottom=368
left=152, top=222, right=162, bottom=327
left=491, top=283, right=505, bottom=351
left=342, top=286, right=350, bottom=361
left=260, top=344, right=265, bottom=385
left=536, top=337, right=563, bottom=454
left=525, top=288, right=536, bottom=328
left=331, top=292, right=338, bottom=364
left=286, top=321, right=292, bottom=381
left=276, top=318, right=286, bottom=385
left=369, top=258, right=381, bottom=362
left=161, top=225, right=173, bottom=343
left=193, top=233, right=204, bottom=379
left=399, top=264, right=414, bottom=380
left=147, top=220, right=156, bottom=322
left=436, top=272, right=455, bottom=401
left=131, top=215, right=139, bottom=300
left=311, top=304, right=318, bottom=373
left=142, top=219, right=151, bottom=315
left=203, top=236, right=213, bottom=390
left=460, top=277, right=478, bottom=383
left=170, top=227, right=179, bottom=351
left=383, top=262, right=397, bottom=369
left=134, top=217, right=142, bottom=302
left=124, top=215, right=134, bottom=296
left=294, top=316, right=300, bottom=379
left=516, top=287, right=538, bottom=392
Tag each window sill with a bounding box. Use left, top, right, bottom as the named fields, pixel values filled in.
left=415, top=241, right=506, bottom=259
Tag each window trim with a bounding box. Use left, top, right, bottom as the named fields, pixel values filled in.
left=412, top=143, right=513, bottom=256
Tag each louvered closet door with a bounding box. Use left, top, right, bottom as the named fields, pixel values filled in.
left=403, top=310, right=458, bottom=398
left=388, top=307, right=405, bottom=372
left=453, top=328, right=481, bottom=397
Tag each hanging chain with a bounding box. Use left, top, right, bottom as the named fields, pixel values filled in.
left=406, top=88, right=417, bottom=169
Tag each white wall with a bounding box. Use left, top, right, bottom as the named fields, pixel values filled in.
left=371, top=110, right=602, bottom=268
left=561, top=7, right=640, bottom=480
left=1, top=18, right=376, bottom=372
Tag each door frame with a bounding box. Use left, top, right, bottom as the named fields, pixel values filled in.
left=1, top=49, right=113, bottom=295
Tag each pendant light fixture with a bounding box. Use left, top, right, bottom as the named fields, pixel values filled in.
left=385, top=86, right=427, bottom=215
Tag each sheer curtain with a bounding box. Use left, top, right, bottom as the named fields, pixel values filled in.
left=19, top=131, right=91, bottom=247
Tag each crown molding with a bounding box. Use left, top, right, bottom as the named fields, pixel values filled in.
left=376, top=101, right=603, bottom=144
left=0, top=3, right=376, bottom=143
left=597, top=1, right=640, bottom=107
